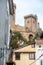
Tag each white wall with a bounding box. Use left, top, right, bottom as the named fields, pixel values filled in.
left=0, top=0, right=10, bottom=48
left=0, top=0, right=10, bottom=65
left=36, top=44, right=43, bottom=65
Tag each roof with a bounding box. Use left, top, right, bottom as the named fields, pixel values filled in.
left=14, top=25, right=25, bottom=31
left=13, top=44, right=35, bottom=53
left=36, top=39, right=43, bottom=44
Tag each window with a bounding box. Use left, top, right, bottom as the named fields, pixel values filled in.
left=29, top=52, right=35, bottom=60
left=27, top=21, right=29, bottom=23
left=40, top=60, right=43, bottom=65
left=15, top=53, right=20, bottom=60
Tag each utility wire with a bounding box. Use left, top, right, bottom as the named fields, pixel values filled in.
left=29, top=54, right=43, bottom=65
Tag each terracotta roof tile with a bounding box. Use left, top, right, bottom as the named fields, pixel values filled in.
left=36, top=39, right=43, bottom=43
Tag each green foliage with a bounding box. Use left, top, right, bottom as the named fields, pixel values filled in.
left=14, top=31, right=23, bottom=40
left=33, top=32, right=40, bottom=40
left=10, top=31, right=28, bottom=49
left=10, top=39, right=18, bottom=49
left=35, top=33, right=39, bottom=39
left=23, top=38, right=28, bottom=45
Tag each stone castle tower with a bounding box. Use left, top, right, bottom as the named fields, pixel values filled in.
left=9, top=2, right=42, bottom=40
left=24, top=14, right=38, bottom=33
left=9, top=1, right=39, bottom=34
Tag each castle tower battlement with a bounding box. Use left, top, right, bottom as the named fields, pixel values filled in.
left=24, top=14, right=38, bottom=33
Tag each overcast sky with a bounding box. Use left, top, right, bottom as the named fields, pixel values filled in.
left=13, top=0, right=43, bottom=30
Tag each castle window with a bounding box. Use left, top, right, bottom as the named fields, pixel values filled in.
left=27, top=21, right=29, bottom=23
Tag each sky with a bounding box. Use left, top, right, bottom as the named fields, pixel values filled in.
left=13, top=0, right=43, bottom=30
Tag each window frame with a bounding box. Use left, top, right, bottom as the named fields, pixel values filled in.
left=40, top=60, right=43, bottom=65
left=15, top=52, right=20, bottom=60
left=27, top=21, right=29, bottom=23
left=29, top=52, right=35, bottom=60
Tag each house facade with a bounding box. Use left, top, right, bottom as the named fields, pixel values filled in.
left=36, top=39, right=43, bottom=65
left=0, top=0, right=10, bottom=48
left=13, top=43, right=36, bottom=65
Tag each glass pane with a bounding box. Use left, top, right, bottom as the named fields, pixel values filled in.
left=32, top=53, right=34, bottom=58
left=29, top=53, right=35, bottom=59
left=40, top=60, right=42, bottom=65
left=42, top=60, right=43, bottom=65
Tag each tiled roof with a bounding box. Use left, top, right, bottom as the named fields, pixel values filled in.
left=13, top=44, right=35, bottom=52
left=36, top=39, right=43, bottom=43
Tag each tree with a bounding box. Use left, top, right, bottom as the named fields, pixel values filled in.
left=8, top=31, right=28, bottom=63
left=10, top=31, right=29, bottom=49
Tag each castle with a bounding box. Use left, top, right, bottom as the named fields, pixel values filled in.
left=8, top=1, right=43, bottom=65
left=10, top=1, right=42, bottom=41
